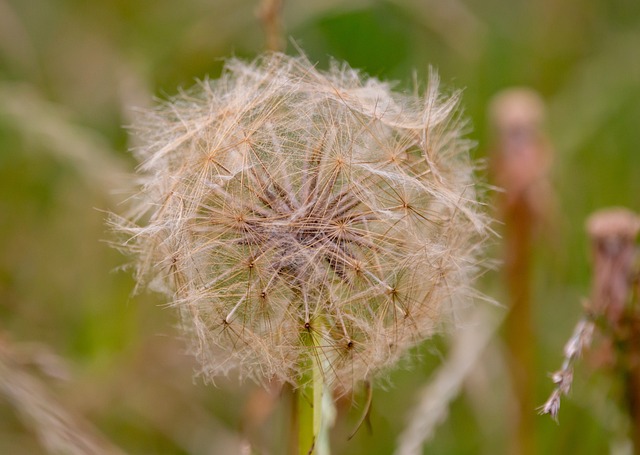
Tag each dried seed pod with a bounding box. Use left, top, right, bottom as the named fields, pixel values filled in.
left=586, top=208, right=640, bottom=326
left=115, top=53, right=489, bottom=391
left=489, top=88, right=553, bottom=220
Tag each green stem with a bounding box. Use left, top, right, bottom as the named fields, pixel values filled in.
left=298, top=325, right=336, bottom=455
left=298, top=385, right=314, bottom=455
left=288, top=386, right=299, bottom=455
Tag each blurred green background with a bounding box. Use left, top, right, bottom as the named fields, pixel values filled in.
left=1, top=0, right=639, bottom=453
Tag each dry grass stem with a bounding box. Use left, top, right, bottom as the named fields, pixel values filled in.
left=0, top=82, right=130, bottom=195
left=395, top=307, right=502, bottom=455
left=538, top=314, right=595, bottom=421
left=0, top=336, right=124, bottom=455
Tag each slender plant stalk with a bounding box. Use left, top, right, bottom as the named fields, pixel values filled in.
left=298, top=324, right=336, bottom=455
left=489, top=88, right=551, bottom=455
left=586, top=209, right=640, bottom=451
left=314, top=353, right=335, bottom=455
left=504, top=201, right=535, bottom=455
left=288, top=386, right=299, bottom=455
left=259, top=0, right=284, bottom=52
left=297, top=325, right=320, bottom=455
left=313, top=356, right=323, bottom=454
left=297, top=386, right=313, bottom=455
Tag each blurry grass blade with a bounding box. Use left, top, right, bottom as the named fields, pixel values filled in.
left=394, top=307, right=503, bottom=455
left=0, top=0, right=41, bottom=77
left=387, top=0, right=486, bottom=60
left=550, top=31, right=640, bottom=161
left=0, top=337, right=124, bottom=455
left=0, top=82, right=130, bottom=196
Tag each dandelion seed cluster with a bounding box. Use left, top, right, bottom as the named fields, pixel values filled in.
left=118, top=53, right=488, bottom=391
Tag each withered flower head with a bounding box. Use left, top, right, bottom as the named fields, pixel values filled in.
left=116, top=53, right=488, bottom=391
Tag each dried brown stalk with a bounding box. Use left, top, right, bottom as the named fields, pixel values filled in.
left=0, top=335, right=124, bottom=455
left=258, top=0, right=285, bottom=52
left=489, top=88, right=553, bottom=455
left=588, top=208, right=640, bottom=452
left=541, top=208, right=640, bottom=452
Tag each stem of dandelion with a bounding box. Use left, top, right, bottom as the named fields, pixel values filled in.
left=298, top=324, right=335, bottom=455
left=298, top=384, right=313, bottom=455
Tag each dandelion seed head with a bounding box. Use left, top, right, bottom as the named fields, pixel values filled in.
left=115, top=53, right=489, bottom=391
